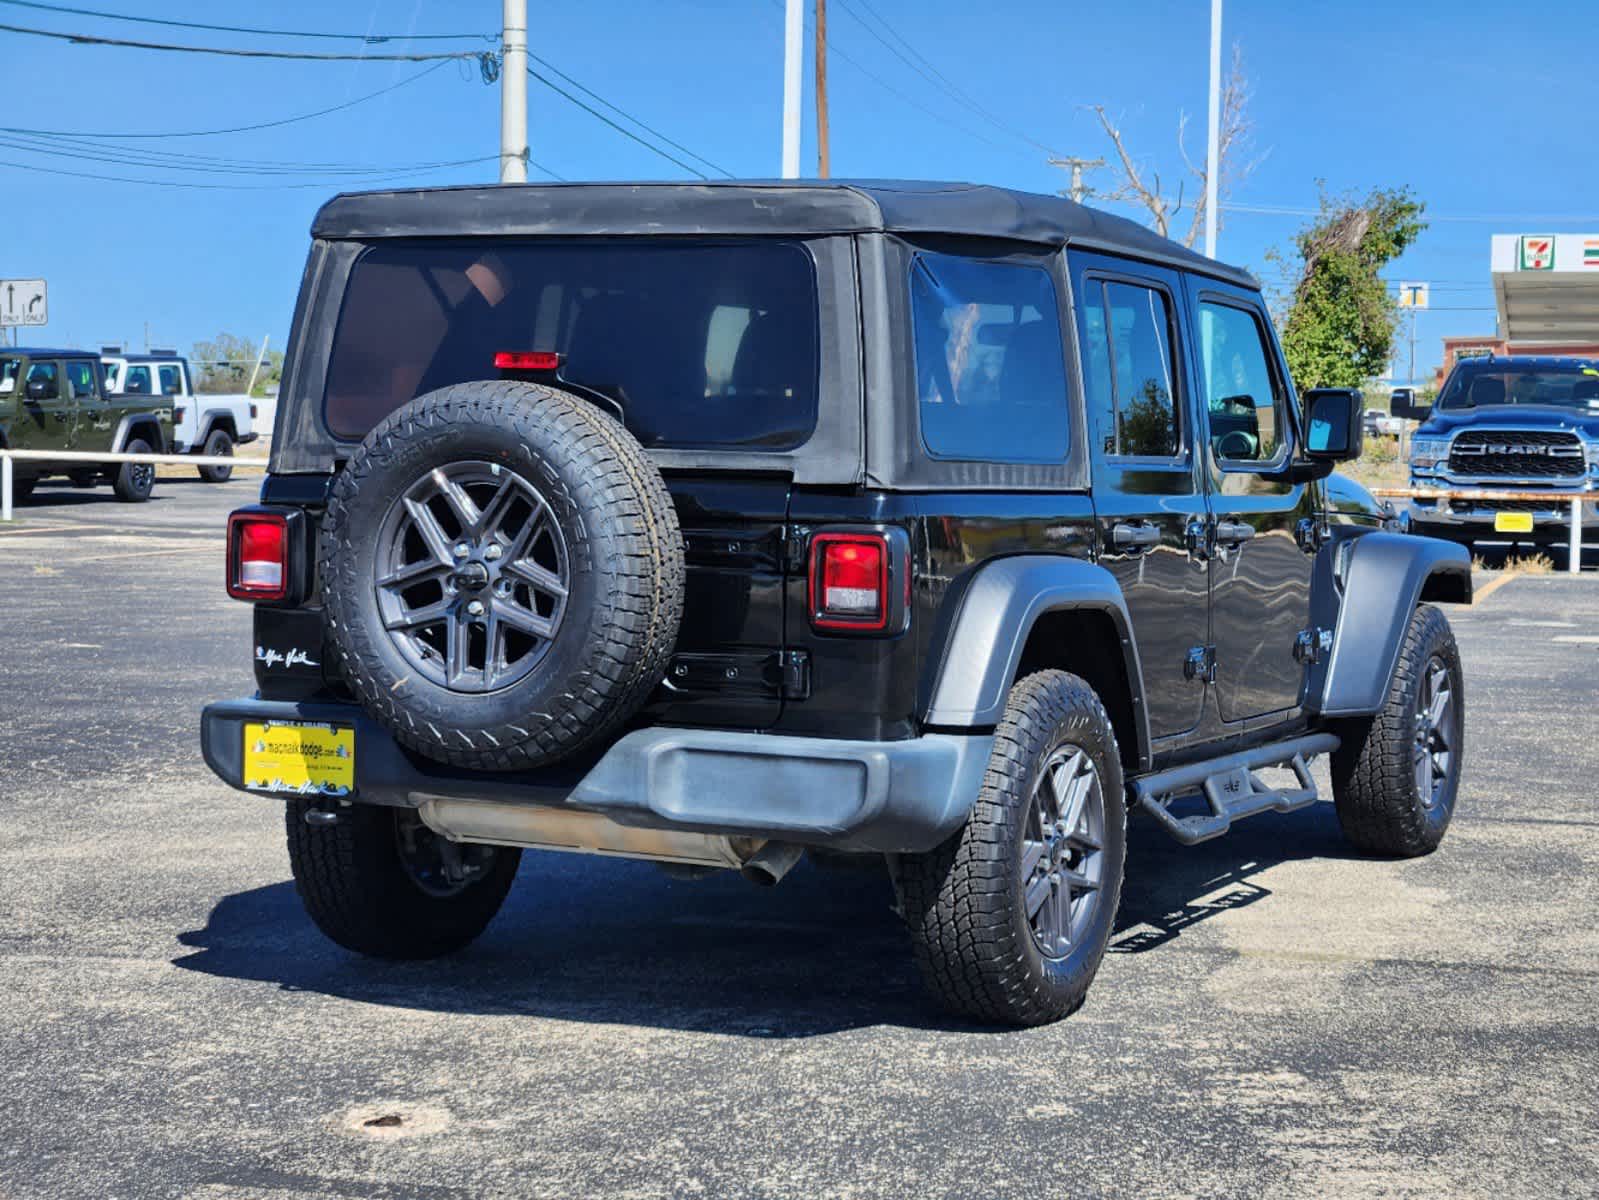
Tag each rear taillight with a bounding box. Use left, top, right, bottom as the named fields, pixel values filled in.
left=249, top=404, right=258, bottom=420
left=227, top=509, right=289, bottom=601
left=809, top=532, right=891, bottom=632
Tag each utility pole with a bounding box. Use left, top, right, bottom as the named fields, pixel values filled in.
left=1048, top=156, right=1104, bottom=204
left=500, top=0, right=528, bottom=183
left=781, top=0, right=802, bottom=177
left=815, top=0, right=829, bottom=178
left=1203, top=0, right=1221, bottom=258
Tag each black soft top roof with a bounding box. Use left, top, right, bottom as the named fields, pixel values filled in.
left=6, top=347, right=97, bottom=359
left=311, top=179, right=1256, bottom=288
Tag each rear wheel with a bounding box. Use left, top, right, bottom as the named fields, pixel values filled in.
left=12, top=476, right=36, bottom=501
left=198, top=428, right=235, bottom=482
left=113, top=438, right=156, bottom=502
left=893, top=670, right=1127, bottom=1026
left=285, top=800, right=521, bottom=958
left=1332, top=604, right=1464, bottom=857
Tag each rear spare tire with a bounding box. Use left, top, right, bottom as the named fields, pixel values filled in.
left=320, top=380, right=684, bottom=771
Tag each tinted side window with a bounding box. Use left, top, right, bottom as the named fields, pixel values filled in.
left=66, top=360, right=97, bottom=398
left=1077, top=280, right=1180, bottom=458
left=1197, top=301, right=1284, bottom=464
left=25, top=362, right=58, bottom=397
left=124, top=365, right=153, bottom=395
left=158, top=364, right=184, bottom=396
left=910, top=252, right=1069, bottom=464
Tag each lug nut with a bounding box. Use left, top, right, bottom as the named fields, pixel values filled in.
left=466, top=600, right=485, bottom=617
left=484, top=543, right=503, bottom=561
left=454, top=542, right=470, bottom=558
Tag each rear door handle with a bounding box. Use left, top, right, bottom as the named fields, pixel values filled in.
left=1112, top=522, right=1162, bottom=549
left=1215, top=520, right=1255, bottom=547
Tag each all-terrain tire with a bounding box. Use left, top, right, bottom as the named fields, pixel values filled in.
left=113, top=438, right=155, bottom=502
left=893, top=670, right=1127, bottom=1026
left=198, top=428, right=235, bottom=482
left=1331, top=603, right=1464, bottom=857
left=285, top=800, right=521, bottom=958
left=320, top=380, right=684, bottom=772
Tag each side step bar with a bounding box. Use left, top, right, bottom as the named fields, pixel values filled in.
left=1130, top=732, right=1340, bottom=846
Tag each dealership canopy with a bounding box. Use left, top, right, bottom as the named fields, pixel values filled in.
left=1492, top=234, right=1599, bottom=343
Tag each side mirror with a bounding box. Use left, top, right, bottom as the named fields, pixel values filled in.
left=1303, top=388, right=1364, bottom=462
left=25, top=378, right=54, bottom=401
left=1391, top=397, right=1432, bottom=421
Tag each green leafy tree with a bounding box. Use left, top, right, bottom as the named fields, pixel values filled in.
left=1271, top=187, right=1427, bottom=389
left=191, top=332, right=284, bottom=396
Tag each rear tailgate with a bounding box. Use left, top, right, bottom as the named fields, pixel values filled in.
left=644, top=474, right=795, bottom=729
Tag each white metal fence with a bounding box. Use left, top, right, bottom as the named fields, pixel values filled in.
left=0, top=448, right=268, bottom=521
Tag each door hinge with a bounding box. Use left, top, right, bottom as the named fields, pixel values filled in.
left=1293, top=627, right=1333, bottom=665
left=775, top=649, right=811, bottom=700
left=1184, top=644, right=1217, bottom=684
left=782, top=525, right=811, bottom=573
left=1296, top=517, right=1328, bottom=554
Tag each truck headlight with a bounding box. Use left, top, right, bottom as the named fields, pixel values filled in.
left=1586, top=440, right=1599, bottom=469
left=1410, top=437, right=1450, bottom=469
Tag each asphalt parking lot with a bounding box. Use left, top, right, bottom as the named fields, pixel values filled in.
left=1, top=480, right=1596, bottom=1200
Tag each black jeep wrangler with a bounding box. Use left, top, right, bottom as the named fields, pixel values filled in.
left=201, top=182, right=1472, bottom=1026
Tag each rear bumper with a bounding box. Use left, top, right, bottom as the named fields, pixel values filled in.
left=201, top=697, right=992, bottom=854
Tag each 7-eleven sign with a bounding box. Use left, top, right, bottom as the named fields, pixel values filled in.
left=1519, top=235, right=1556, bottom=270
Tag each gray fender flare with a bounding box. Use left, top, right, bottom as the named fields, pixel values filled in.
left=921, top=555, right=1151, bottom=765
left=1315, top=531, right=1472, bottom=717
left=111, top=413, right=167, bottom=455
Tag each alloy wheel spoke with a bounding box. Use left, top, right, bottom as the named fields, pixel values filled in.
left=493, top=597, right=554, bottom=640
left=378, top=557, right=450, bottom=590
left=434, top=470, right=482, bottom=531
left=1024, top=873, right=1053, bottom=920
left=1020, top=839, right=1047, bottom=880
left=499, top=496, right=550, bottom=564
left=505, top=555, right=569, bottom=600
left=403, top=497, right=455, bottom=565
left=472, top=477, right=521, bottom=541
left=444, top=614, right=469, bottom=687
left=385, top=597, right=452, bottom=632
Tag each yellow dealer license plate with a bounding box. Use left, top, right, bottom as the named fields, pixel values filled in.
left=1494, top=512, right=1535, bottom=533
left=243, top=721, right=355, bottom=797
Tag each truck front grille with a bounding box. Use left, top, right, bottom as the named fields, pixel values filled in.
left=1448, top=429, right=1585, bottom=479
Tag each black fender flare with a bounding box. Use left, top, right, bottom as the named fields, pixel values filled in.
left=920, top=555, right=1151, bottom=766
left=112, top=413, right=167, bottom=455
left=1314, top=531, right=1471, bottom=717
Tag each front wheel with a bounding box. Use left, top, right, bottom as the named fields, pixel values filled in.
left=113, top=438, right=155, bottom=502
left=198, top=428, right=234, bottom=482
left=1331, top=603, right=1464, bottom=857
left=893, top=670, right=1127, bottom=1026
left=285, top=801, right=521, bottom=958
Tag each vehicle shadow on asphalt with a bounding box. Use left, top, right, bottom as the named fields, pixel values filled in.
left=172, top=802, right=1364, bottom=1036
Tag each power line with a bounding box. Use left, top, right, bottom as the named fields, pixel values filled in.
left=527, top=67, right=709, bottom=179
left=0, top=19, right=487, bottom=62
left=1228, top=202, right=1599, bottom=224
left=0, top=154, right=524, bottom=190
left=526, top=52, right=731, bottom=177
left=0, top=0, right=491, bottom=42
left=828, top=0, right=1063, bottom=157
left=0, top=59, right=454, bottom=140
left=0, top=132, right=497, bottom=177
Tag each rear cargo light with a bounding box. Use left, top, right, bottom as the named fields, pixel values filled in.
left=809, top=532, right=890, bottom=631
left=227, top=509, right=288, bottom=601
left=494, top=350, right=563, bottom=372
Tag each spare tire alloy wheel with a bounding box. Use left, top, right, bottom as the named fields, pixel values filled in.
left=375, top=460, right=569, bottom=693
left=320, top=380, right=684, bottom=772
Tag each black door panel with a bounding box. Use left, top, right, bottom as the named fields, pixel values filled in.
left=1070, top=253, right=1211, bottom=741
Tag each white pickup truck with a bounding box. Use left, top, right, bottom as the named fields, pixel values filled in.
left=100, top=351, right=257, bottom=482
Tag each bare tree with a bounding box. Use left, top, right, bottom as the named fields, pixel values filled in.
left=1088, top=44, right=1260, bottom=248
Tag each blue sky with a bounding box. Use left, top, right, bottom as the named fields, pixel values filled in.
left=3, top=0, right=1595, bottom=381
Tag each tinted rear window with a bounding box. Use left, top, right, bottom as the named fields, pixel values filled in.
left=323, top=240, right=819, bottom=449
